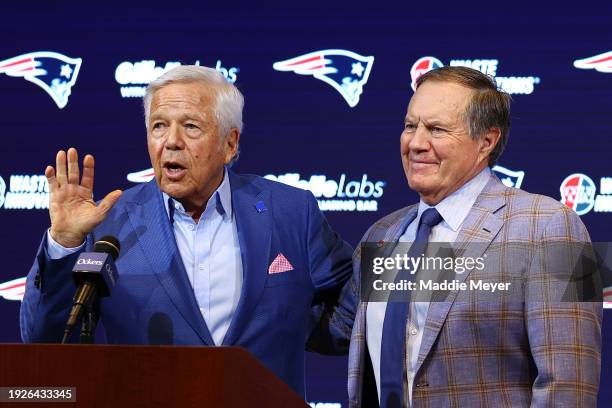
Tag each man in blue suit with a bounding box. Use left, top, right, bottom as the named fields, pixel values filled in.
left=20, top=65, right=353, bottom=396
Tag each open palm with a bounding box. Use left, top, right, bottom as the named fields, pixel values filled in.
left=47, top=148, right=122, bottom=248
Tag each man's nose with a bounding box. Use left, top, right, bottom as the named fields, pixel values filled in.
left=165, top=123, right=184, bottom=150
left=408, top=124, right=431, bottom=152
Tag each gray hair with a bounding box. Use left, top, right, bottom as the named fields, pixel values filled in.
left=416, top=66, right=512, bottom=167
left=143, top=65, right=243, bottom=165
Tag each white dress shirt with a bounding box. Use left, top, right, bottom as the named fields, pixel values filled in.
left=366, top=167, right=490, bottom=405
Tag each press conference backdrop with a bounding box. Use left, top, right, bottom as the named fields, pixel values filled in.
left=1, top=2, right=611, bottom=406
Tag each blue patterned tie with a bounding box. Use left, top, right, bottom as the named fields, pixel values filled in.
left=380, top=207, right=443, bottom=408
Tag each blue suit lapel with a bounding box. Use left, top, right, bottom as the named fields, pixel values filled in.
left=416, top=175, right=506, bottom=370
left=222, top=172, right=271, bottom=346
left=126, top=181, right=214, bottom=345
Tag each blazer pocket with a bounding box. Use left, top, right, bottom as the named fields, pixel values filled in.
left=264, top=270, right=303, bottom=287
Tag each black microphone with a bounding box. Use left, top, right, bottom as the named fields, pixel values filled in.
left=61, top=236, right=120, bottom=343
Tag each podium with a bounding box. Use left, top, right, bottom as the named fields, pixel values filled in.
left=0, top=344, right=307, bottom=407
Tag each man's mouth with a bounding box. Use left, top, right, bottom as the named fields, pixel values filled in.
left=410, top=159, right=439, bottom=171
left=162, top=162, right=187, bottom=180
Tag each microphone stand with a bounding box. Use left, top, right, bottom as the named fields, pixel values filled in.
left=79, top=305, right=98, bottom=344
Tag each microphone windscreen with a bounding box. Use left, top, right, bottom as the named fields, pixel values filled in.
left=94, top=236, right=120, bottom=260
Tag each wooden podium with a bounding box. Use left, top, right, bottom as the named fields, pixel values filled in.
left=0, top=344, right=307, bottom=407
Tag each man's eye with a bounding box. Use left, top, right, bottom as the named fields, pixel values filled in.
left=185, top=123, right=199, bottom=130
left=152, top=122, right=165, bottom=130
left=404, top=123, right=417, bottom=131
left=432, top=126, right=446, bottom=133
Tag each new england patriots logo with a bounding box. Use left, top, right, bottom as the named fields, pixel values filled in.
left=492, top=165, right=525, bottom=189
left=0, top=51, right=82, bottom=108
left=0, top=277, right=26, bottom=302
left=573, top=51, right=612, bottom=73
left=273, top=49, right=374, bottom=107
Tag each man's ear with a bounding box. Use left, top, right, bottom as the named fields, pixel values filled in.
left=478, top=128, right=501, bottom=163
left=224, top=128, right=240, bottom=165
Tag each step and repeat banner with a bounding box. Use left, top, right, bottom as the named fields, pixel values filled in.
left=1, top=3, right=611, bottom=406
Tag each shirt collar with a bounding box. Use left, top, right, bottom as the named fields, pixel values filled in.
left=417, top=166, right=491, bottom=232
left=162, top=167, right=232, bottom=222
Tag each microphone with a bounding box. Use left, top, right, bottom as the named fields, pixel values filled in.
left=61, top=236, right=120, bottom=344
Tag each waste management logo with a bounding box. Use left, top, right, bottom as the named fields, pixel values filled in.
left=410, top=56, right=540, bottom=94
left=0, top=174, right=49, bottom=210
left=115, top=59, right=239, bottom=98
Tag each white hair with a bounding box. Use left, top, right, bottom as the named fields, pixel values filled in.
left=143, top=65, right=243, bottom=164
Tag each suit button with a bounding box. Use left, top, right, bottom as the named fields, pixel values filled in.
left=415, top=382, right=429, bottom=388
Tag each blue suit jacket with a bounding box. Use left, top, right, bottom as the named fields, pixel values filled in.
left=20, top=171, right=354, bottom=396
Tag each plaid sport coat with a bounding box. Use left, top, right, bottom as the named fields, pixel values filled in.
left=347, top=174, right=602, bottom=407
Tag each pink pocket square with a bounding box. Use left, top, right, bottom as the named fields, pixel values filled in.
left=268, top=253, right=294, bottom=274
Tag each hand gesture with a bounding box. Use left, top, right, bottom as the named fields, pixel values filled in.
left=46, top=148, right=122, bottom=248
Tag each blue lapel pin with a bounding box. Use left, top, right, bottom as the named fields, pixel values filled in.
left=255, top=200, right=267, bottom=213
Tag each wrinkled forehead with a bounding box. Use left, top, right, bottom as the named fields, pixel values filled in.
left=151, top=81, right=218, bottom=111
left=407, top=80, right=474, bottom=122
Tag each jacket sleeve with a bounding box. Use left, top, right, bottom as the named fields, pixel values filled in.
left=306, top=191, right=372, bottom=355
left=20, top=233, right=93, bottom=343
left=527, top=206, right=602, bottom=407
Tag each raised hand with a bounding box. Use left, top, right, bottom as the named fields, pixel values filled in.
left=47, top=148, right=122, bottom=248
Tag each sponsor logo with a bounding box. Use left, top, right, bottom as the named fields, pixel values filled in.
left=0, top=51, right=82, bottom=108
left=0, top=176, right=5, bottom=208
left=491, top=165, right=525, bottom=188
left=126, top=168, right=385, bottom=212
left=410, top=56, right=540, bottom=94
left=560, top=173, right=598, bottom=215
left=410, top=56, right=444, bottom=91
left=264, top=173, right=385, bottom=212
left=573, top=51, right=612, bottom=73
left=77, top=258, right=104, bottom=266
left=0, top=174, right=49, bottom=210
left=0, top=277, right=26, bottom=302
left=273, top=49, right=374, bottom=107
left=115, top=59, right=239, bottom=98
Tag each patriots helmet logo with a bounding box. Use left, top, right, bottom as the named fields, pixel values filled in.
left=0, top=277, right=26, bottom=302
left=127, top=168, right=155, bottom=183
left=573, top=51, right=612, bottom=73
left=273, top=49, right=374, bottom=107
left=0, top=51, right=82, bottom=108
left=492, top=165, right=525, bottom=189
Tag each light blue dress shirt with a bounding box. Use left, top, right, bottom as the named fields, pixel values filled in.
left=47, top=168, right=242, bottom=346
left=366, top=166, right=491, bottom=405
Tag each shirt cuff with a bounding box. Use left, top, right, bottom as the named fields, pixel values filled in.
left=46, top=229, right=85, bottom=260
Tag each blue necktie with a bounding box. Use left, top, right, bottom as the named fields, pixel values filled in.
left=380, top=207, right=443, bottom=408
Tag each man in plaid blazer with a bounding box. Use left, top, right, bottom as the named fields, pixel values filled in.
left=326, top=66, right=602, bottom=407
